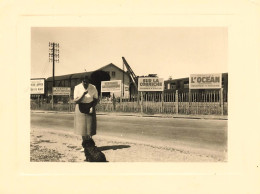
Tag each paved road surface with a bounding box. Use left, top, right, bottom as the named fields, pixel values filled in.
left=31, top=112, right=227, bottom=160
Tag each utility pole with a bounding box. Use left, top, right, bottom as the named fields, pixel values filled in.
left=49, top=42, right=60, bottom=109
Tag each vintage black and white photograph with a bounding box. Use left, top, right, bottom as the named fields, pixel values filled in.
left=30, top=27, right=228, bottom=162
left=2, top=0, right=260, bottom=192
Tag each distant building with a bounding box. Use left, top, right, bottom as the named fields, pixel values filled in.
left=163, top=73, right=228, bottom=102
left=45, top=63, right=135, bottom=98
left=95, top=63, right=132, bottom=98
left=164, top=77, right=189, bottom=92
left=164, top=73, right=228, bottom=93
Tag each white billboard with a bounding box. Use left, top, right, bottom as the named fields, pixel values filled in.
left=101, top=80, right=122, bottom=93
left=31, top=79, right=45, bottom=94
left=138, top=77, right=164, bottom=91
left=190, top=74, right=222, bottom=89
left=53, top=87, right=71, bottom=95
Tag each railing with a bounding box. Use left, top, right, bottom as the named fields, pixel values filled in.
left=31, top=90, right=228, bottom=115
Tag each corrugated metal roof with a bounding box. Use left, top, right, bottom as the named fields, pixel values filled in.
left=70, top=71, right=94, bottom=79
left=46, top=71, right=94, bottom=81
left=46, top=74, right=73, bottom=81
left=46, top=63, right=128, bottom=82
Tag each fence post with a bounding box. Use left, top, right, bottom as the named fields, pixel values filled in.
left=68, top=95, right=70, bottom=112
left=100, top=92, right=102, bottom=104
left=189, top=89, right=191, bottom=114
left=37, top=95, right=40, bottom=108
left=175, top=90, right=179, bottom=114
left=161, top=91, right=164, bottom=113
left=112, top=93, right=116, bottom=111
left=52, top=87, right=54, bottom=110
left=40, top=95, right=43, bottom=106
left=137, top=91, right=140, bottom=105
left=220, top=87, right=224, bottom=115
left=140, top=91, right=143, bottom=114
left=145, top=92, right=147, bottom=112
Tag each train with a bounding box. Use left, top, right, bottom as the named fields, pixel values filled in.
left=163, top=73, right=228, bottom=102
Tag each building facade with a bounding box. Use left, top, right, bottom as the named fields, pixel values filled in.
left=45, top=63, right=132, bottom=100
left=95, top=63, right=131, bottom=98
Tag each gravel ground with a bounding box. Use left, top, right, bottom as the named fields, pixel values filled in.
left=30, top=126, right=223, bottom=162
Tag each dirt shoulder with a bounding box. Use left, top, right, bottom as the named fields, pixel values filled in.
left=31, top=126, right=223, bottom=162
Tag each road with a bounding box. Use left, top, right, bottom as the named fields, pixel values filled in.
left=31, top=112, right=227, bottom=160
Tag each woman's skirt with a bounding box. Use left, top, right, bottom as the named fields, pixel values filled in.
left=74, top=104, right=97, bottom=136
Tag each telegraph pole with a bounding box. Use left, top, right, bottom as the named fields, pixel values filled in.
left=52, top=43, right=55, bottom=87
left=49, top=42, right=60, bottom=109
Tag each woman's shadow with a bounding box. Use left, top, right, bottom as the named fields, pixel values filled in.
left=98, top=145, right=131, bottom=151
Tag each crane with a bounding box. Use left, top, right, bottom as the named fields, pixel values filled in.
left=122, top=57, right=138, bottom=90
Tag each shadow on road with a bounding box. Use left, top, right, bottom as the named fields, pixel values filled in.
left=98, top=145, right=131, bottom=151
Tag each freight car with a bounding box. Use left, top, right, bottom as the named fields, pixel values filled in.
left=164, top=73, right=228, bottom=102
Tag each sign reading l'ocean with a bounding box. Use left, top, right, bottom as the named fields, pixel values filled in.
left=101, top=80, right=122, bottom=92
left=138, top=77, right=164, bottom=91
left=189, top=74, right=222, bottom=89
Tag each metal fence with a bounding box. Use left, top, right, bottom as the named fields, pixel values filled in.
left=31, top=90, right=228, bottom=115
left=96, top=90, right=227, bottom=115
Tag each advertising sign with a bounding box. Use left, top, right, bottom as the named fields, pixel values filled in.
left=31, top=79, right=45, bottom=94
left=190, top=74, right=222, bottom=89
left=53, top=87, right=71, bottom=95
left=138, top=77, right=164, bottom=91
left=101, top=80, right=122, bottom=92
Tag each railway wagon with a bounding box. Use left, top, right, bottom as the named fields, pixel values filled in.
left=163, top=73, right=228, bottom=102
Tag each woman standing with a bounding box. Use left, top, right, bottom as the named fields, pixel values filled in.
left=73, top=75, right=106, bottom=162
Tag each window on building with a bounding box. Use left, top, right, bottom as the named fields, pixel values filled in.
left=170, top=83, right=176, bottom=89
left=184, top=81, right=189, bottom=88
left=112, top=71, right=116, bottom=77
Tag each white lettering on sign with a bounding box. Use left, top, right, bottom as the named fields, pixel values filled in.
left=31, top=79, right=45, bottom=94
left=101, top=80, right=122, bottom=92
left=189, top=74, right=222, bottom=89
left=138, top=77, right=164, bottom=91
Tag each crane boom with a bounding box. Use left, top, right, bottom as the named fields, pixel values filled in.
left=122, top=57, right=138, bottom=90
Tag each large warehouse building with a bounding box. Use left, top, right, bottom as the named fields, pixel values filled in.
left=45, top=63, right=135, bottom=99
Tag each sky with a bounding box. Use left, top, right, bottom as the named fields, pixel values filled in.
left=31, top=27, right=227, bottom=80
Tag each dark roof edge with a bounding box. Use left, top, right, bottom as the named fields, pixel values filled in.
left=31, top=78, right=46, bottom=80
left=46, top=63, right=127, bottom=81
left=97, top=63, right=127, bottom=74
